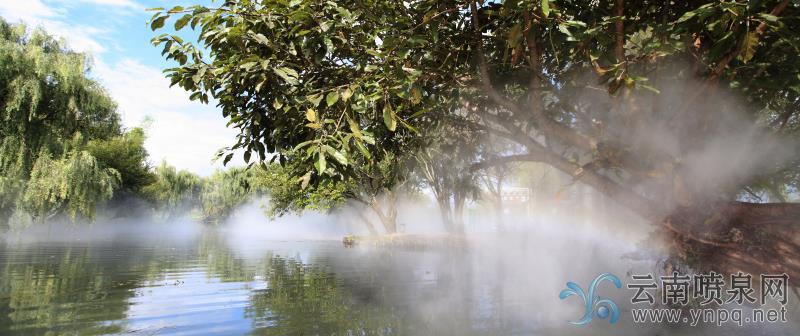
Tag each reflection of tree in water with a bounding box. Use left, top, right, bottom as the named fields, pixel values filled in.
left=0, top=232, right=527, bottom=335
left=0, top=240, right=207, bottom=335
left=246, top=256, right=404, bottom=335
left=0, top=246, right=138, bottom=335
left=244, top=248, right=522, bottom=336
left=197, top=231, right=264, bottom=283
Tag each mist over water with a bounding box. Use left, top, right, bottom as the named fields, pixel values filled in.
left=1, top=190, right=797, bottom=336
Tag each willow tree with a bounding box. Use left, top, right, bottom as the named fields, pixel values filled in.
left=199, top=167, right=258, bottom=223
left=0, top=19, right=123, bottom=227
left=87, top=127, right=155, bottom=193
left=152, top=1, right=800, bottom=283
left=140, top=161, right=201, bottom=216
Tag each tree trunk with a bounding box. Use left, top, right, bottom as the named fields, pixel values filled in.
left=356, top=211, right=379, bottom=236
left=453, top=192, right=466, bottom=235
left=493, top=181, right=504, bottom=231
left=493, top=198, right=504, bottom=231
left=369, top=192, right=398, bottom=234
left=662, top=202, right=800, bottom=286
left=436, top=194, right=454, bottom=233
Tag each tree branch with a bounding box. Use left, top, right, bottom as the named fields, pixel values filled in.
left=472, top=146, right=659, bottom=219
left=614, top=0, right=626, bottom=68
left=469, top=2, right=597, bottom=152
left=709, top=0, right=790, bottom=80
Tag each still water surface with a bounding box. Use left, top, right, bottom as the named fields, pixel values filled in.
left=0, top=228, right=546, bottom=335
left=0, top=222, right=796, bottom=335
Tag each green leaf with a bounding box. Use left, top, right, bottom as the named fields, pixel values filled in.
left=273, top=67, right=299, bottom=85
left=240, top=62, right=258, bottom=71
left=759, top=13, right=779, bottom=22
left=382, top=104, right=397, bottom=132
left=676, top=11, right=697, bottom=23
left=317, top=150, right=327, bottom=174
left=151, top=16, right=167, bottom=31
left=175, top=14, right=191, bottom=30
left=355, top=141, right=371, bottom=159
left=738, top=32, right=759, bottom=64
left=347, top=116, right=362, bottom=137
left=557, top=24, right=573, bottom=37
left=252, top=33, right=270, bottom=45
left=283, top=67, right=299, bottom=78
left=306, top=108, right=317, bottom=122
left=323, top=37, right=334, bottom=53
left=326, top=91, right=340, bottom=106
left=563, top=20, right=587, bottom=27
left=320, top=21, right=332, bottom=32
left=307, top=93, right=323, bottom=106
left=541, top=0, right=550, bottom=18
left=361, top=134, right=375, bottom=145
left=324, top=145, right=348, bottom=165
left=399, top=118, right=418, bottom=133
left=341, top=87, right=353, bottom=102
left=293, top=140, right=313, bottom=151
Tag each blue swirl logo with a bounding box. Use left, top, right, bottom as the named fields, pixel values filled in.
left=559, top=273, right=622, bottom=325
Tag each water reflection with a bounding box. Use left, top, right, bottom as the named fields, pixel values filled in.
left=0, top=227, right=796, bottom=335
left=0, top=243, right=144, bottom=335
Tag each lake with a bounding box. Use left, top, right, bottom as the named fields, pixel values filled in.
left=0, top=218, right=796, bottom=335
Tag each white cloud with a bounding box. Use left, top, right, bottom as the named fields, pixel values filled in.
left=1, top=1, right=242, bottom=175
left=0, top=0, right=109, bottom=54
left=94, top=59, right=242, bottom=176
left=0, top=0, right=58, bottom=19
left=75, top=0, right=141, bottom=8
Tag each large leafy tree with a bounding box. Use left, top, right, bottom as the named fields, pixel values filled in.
left=153, top=1, right=800, bottom=283
left=87, top=127, right=155, bottom=193
left=0, top=19, right=124, bottom=227
left=257, top=153, right=412, bottom=235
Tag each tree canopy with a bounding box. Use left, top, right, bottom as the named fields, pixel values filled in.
left=150, top=0, right=799, bottom=204
left=0, top=19, right=125, bottom=226
left=152, top=0, right=800, bottom=282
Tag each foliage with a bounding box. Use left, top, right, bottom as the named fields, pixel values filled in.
left=149, top=1, right=445, bottom=182
left=254, top=162, right=349, bottom=218
left=0, top=19, right=123, bottom=226
left=21, top=146, right=120, bottom=220
left=247, top=256, right=403, bottom=334
left=151, top=0, right=800, bottom=214
left=199, top=167, right=258, bottom=223
left=87, top=127, right=155, bottom=192
left=415, top=118, right=485, bottom=233
left=140, top=161, right=201, bottom=214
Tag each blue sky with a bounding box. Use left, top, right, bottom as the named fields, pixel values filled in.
left=0, top=0, right=241, bottom=175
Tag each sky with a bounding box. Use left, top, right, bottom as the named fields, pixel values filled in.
left=0, top=0, right=242, bottom=176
